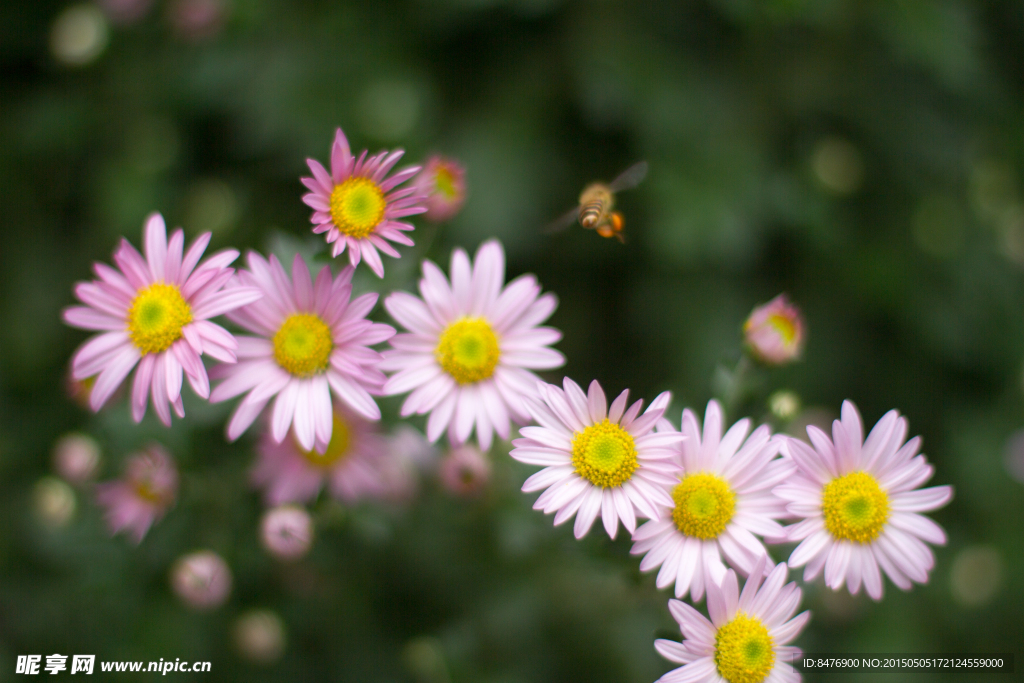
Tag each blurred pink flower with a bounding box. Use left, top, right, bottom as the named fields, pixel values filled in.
left=413, top=155, right=466, bottom=223
left=52, top=433, right=101, bottom=484
left=438, top=445, right=491, bottom=497
left=95, top=444, right=178, bottom=543
left=211, top=252, right=393, bottom=452
left=171, top=550, right=232, bottom=609
left=301, top=127, right=426, bottom=277
left=168, top=0, right=227, bottom=41
left=743, top=293, right=805, bottom=365
left=63, top=212, right=261, bottom=425
left=260, top=506, right=313, bottom=560
left=250, top=404, right=389, bottom=506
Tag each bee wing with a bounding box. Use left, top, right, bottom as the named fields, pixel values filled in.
left=608, top=161, right=648, bottom=193
left=544, top=206, right=580, bottom=234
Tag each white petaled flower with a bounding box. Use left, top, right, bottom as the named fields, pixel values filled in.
left=510, top=378, right=683, bottom=539
left=63, top=213, right=262, bottom=425
left=654, top=556, right=809, bottom=683
left=631, top=400, right=794, bottom=601
left=210, top=252, right=394, bottom=452
left=381, top=240, right=564, bottom=450
left=776, top=400, right=954, bottom=600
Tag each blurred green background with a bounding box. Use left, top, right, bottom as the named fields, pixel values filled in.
left=1, top=0, right=1022, bottom=681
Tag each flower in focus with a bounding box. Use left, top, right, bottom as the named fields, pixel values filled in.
left=260, top=506, right=314, bottom=560
left=301, top=127, right=426, bottom=277
left=250, top=403, right=389, bottom=506
left=743, top=294, right=804, bottom=365
left=63, top=213, right=261, bottom=425
left=776, top=400, right=954, bottom=600
left=631, top=401, right=793, bottom=601
left=171, top=550, right=232, bottom=610
left=95, top=444, right=178, bottom=543
left=511, top=379, right=682, bottom=539
left=211, top=253, right=393, bottom=452
left=382, top=240, right=564, bottom=450
left=654, top=556, right=809, bottom=683
left=438, top=445, right=491, bottom=497
left=413, top=155, right=467, bottom=223
left=52, top=433, right=101, bottom=484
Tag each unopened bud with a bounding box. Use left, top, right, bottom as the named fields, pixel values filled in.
left=171, top=550, right=232, bottom=610
left=743, top=294, right=805, bottom=365
left=260, top=506, right=313, bottom=561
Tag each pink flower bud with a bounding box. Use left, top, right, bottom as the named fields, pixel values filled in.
left=438, top=445, right=491, bottom=497
left=260, top=506, right=313, bottom=561
left=170, top=550, right=232, bottom=610
left=743, top=294, right=805, bottom=365
left=413, top=156, right=467, bottom=223
left=52, top=433, right=101, bottom=484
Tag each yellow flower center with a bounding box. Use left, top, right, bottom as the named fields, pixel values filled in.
left=127, top=283, right=192, bottom=355
left=671, top=472, right=736, bottom=539
left=821, top=471, right=890, bottom=543
left=329, top=177, right=387, bottom=238
left=300, top=414, right=352, bottom=468
left=767, top=313, right=797, bottom=344
left=435, top=165, right=458, bottom=199
left=714, top=613, right=776, bottom=683
left=272, top=313, right=333, bottom=377
left=435, top=318, right=500, bottom=385
left=571, top=419, right=638, bottom=488
left=134, top=477, right=169, bottom=506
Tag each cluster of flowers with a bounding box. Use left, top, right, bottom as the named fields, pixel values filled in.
left=62, top=127, right=952, bottom=682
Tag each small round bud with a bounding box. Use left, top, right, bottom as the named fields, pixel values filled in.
left=171, top=550, right=232, bottom=610
left=233, top=609, right=286, bottom=665
left=743, top=294, right=805, bottom=365
left=260, top=506, right=314, bottom=561
left=52, top=433, right=101, bottom=484
left=50, top=4, right=109, bottom=67
left=438, top=445, right=491, bottom=497
left=34, top=477, right=77, bottom=528
left=768, top=391, right=801, bottom=422
left=413, top=156, right=467, bottom=223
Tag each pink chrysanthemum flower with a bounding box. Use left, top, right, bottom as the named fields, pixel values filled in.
left=381, top=240, right=564, bottom=450
left=631, top=400, right=794, bottom=601
left=743, top=294, right=805, bottom=365
left=301, top=127, right=426, bottom=277
left=251, top=403, right=389, bottom=506
left=95, top=444, right=178, bottom=543
left=63, top=213, right=261, bottom=425
left=413, top=155, right=467, bottom=223
left=510, top=379, right=683, bottom=539
left=654, top=556, right=810, bottom=683
left=776, top=400, right=954, bottom=600
left=210, top=252, right=394, bottom=452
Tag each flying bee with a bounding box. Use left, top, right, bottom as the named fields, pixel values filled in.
left=547, top=161, right=648, bottom=243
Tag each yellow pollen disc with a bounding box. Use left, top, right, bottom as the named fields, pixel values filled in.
left=571, top=419, right=639, bottom=488
left=714, top=613, right=775, bottom=683
left=127, top=283, right=192, bottom=355
left=767, top=313, right=797, bottom=344
left=134, top=479, right=168, bottom=505
left=821, top=471, right=890, bottom=543
left=435, top=166, right=458, bottom=198
left=435, top=318, right=500, bottom=385
left=272, top=313, right=333, bottom=378
left=300, top=414, right=351, bottom=468
left=329, top=177, right=387, bottom=238
left=671, top=472, right=736, bottom=539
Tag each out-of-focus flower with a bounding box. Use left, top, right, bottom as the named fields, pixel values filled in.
left=413, top=156, right=467, bottom=223
left=382, top=240, right=564, bottom=450
left=260, top=506, right=313, bottom=560
left=438, top=445, right=491, bottom=497
left=63, top=213, right=261, bottom=425
left=95, top=444, right=178, bottom=543
left=511, top=379, right=682, bottom=539
left=34, top=477, right=77, bottom=528
left=167, top=0, right=227, bottom=41
left=777, top=401, right=953, bottom=600
left=50, top=4, right=109, bottom=67
left=211, top=253, right=393, bottom=452
left=743, top=294, right=805, bottom=365
left=234, top=609, right=286, bottom=665
left=170, top=550, right=232, bottom=610
left=250, top=404, right=389, bottom=505
left=654, top=557, right=810, bottom=683
left=631, top=401, right=793, bottom=601
left=97, top=0, right=153, bottom=25
left=52, top=433, right=101, bottom=484
left=301, top=127, right=425, bottom=277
